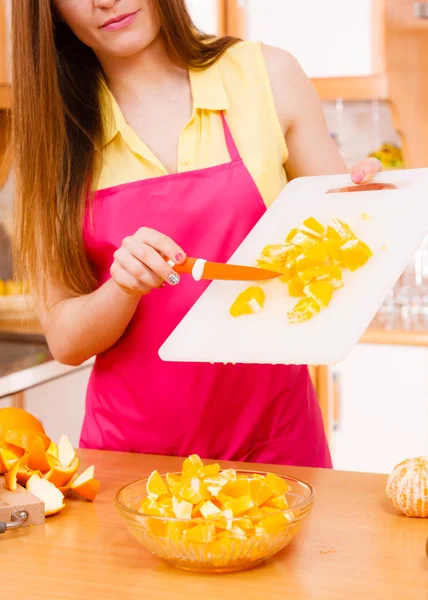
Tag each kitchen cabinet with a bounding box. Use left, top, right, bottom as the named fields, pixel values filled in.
left=186, top=0, right=220, bottom=35
left=244, top=0, right=383, bottom=79
left=21, top=367, right=90, bottom=448
left=0, top=0, right=10, bottom=108
left=331, top=344, right=428, bottom=474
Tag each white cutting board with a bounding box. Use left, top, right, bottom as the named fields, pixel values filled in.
left=159, top=169, right=428, bottom=365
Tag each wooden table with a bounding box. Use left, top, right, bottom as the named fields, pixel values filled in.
left=2, top=450, right=428, bottom=599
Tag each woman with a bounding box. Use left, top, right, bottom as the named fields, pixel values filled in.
left=11, top=1, right=381, bottom=467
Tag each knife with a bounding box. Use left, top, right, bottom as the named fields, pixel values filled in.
left=168, top=257, right=282, bottom=282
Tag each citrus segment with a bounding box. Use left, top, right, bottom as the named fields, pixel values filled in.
left=288, top=276, right=305, bottom=298
left=288, top=298, right=320, bottom=324
left=230, top=286, right=265, bottom=318
left=147, top=470, right=169, bottom=500
left=304, top=281, right=333, bottom=309
left=180, top=476, right=211, bottom=504
left=172, top=497, right=193, bottom=519
left=303, top=217, right=325, bottom=234
left=182, top=454, right=204, bottom=478
left=339, top=239, right=372, bottom=271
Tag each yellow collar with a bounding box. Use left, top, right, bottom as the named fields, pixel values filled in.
left=100, top=63, right=229, bottom=148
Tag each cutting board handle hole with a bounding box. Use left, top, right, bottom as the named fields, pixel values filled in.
left=326, top=183, right=398, bottom=194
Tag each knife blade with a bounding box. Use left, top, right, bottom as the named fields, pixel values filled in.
left=171, top=257, right=282, bottom=281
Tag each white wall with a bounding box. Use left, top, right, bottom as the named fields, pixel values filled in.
left=246, top=0, right=374, bottom=78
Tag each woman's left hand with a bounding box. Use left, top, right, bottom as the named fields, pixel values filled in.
left=350, top=157, right=383, bottom=185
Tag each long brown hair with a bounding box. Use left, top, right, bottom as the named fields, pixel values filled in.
left=12, top=1, right=238, bottom=300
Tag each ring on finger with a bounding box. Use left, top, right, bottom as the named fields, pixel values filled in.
left=168, top=273, right=180, bottom=286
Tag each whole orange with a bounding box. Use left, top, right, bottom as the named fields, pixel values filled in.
left=0, top=407, right=45, bottom=443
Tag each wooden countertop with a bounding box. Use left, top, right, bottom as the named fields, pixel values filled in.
left=2, top=450, right=428, bottom=599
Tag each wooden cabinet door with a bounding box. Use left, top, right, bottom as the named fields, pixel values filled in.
left=0, top=0, right=10, bottom=109
left=0, top=0, right=8, bottom=85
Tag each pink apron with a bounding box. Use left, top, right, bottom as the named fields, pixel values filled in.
left=81, top=114, right=332, bottom=468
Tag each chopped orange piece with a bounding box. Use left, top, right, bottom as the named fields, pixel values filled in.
left=201, top=463, right=221, bottom=478
left=339, top=239, right=372, bottom=271
left=263, top=495, right=289, bottom=510
left=148, top=518, right=168, bottom=537
left=147, top=470, right=169, bottom=500
left=167, top=521, right=191, bottom=540
left=298, top=265, right=343, bottom=289
left=304, top=281, right=333, bottom=309
left=288, top=298, right=320, bottom=324
left=278, top=269, right=293, bottom=284
left=221, top=478, right=250, bottom=499
left=223, top=496, right=254, bottom=517
left=182, top=454, right=204, bottom=478
left=183, top=522, right=215, bottom=544
left=200, top=500, right=222, bottom=519
left=256, top=259, right=289, bottom=275
left=249, top=479, right=274, bottom=506
left=264, top=473, right=290, bottom=496
left=140, top=498, right=165, bottom=517
left=325, top=238, right=343, bottom=264
left=230, top=286, right=265, bottom=318
left=286, top=228, right=319, bottom=245
left=287, top=247, right=325, bottom=273
left=288, top=276, right=305, bottom=298
left=258, top=512, right=291, bottom=534
left=303, top=217, right=325, bottom=234
left=166, top=473, right=182, bottom=496
left=260, top=243, right=291, bottom=262
left=172, top=496, right=193, bottom=519
left=326, top=218, right=356, bottom=242
left=180, top=476, right=211, bottom=504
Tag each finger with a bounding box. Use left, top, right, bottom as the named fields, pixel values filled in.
left=110, top=263, right=151, bottom=296
left=136, top=228, right=186, bottom=265
left=351, top=157, right=382, bottom=184
left=114, top=247, right=163, bottom=288
left=122, top=240, right=180, bottom=286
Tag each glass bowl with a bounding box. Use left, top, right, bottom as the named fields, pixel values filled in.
left=114, top=470, right=315, bottom=573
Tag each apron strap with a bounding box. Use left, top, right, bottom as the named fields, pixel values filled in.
left=221, top=112, right=241, bottom=163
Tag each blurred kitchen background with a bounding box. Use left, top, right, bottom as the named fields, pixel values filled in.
left=1, top=0, right=428, bottom=473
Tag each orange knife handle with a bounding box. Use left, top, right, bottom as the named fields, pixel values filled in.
left=172, top=257, right=197, bottom=275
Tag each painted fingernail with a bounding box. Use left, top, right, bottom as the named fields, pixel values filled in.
left=168, top=273, right=180, bottom=286
left=352, top=170, right=364, bottom=184
left=175, top=253, right=184, bottom=263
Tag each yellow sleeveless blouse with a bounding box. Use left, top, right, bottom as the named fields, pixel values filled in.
left=97, top=41, right=288, bottom=208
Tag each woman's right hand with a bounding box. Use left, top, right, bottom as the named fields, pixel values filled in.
left=110, top=227, right=186, bottom=295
